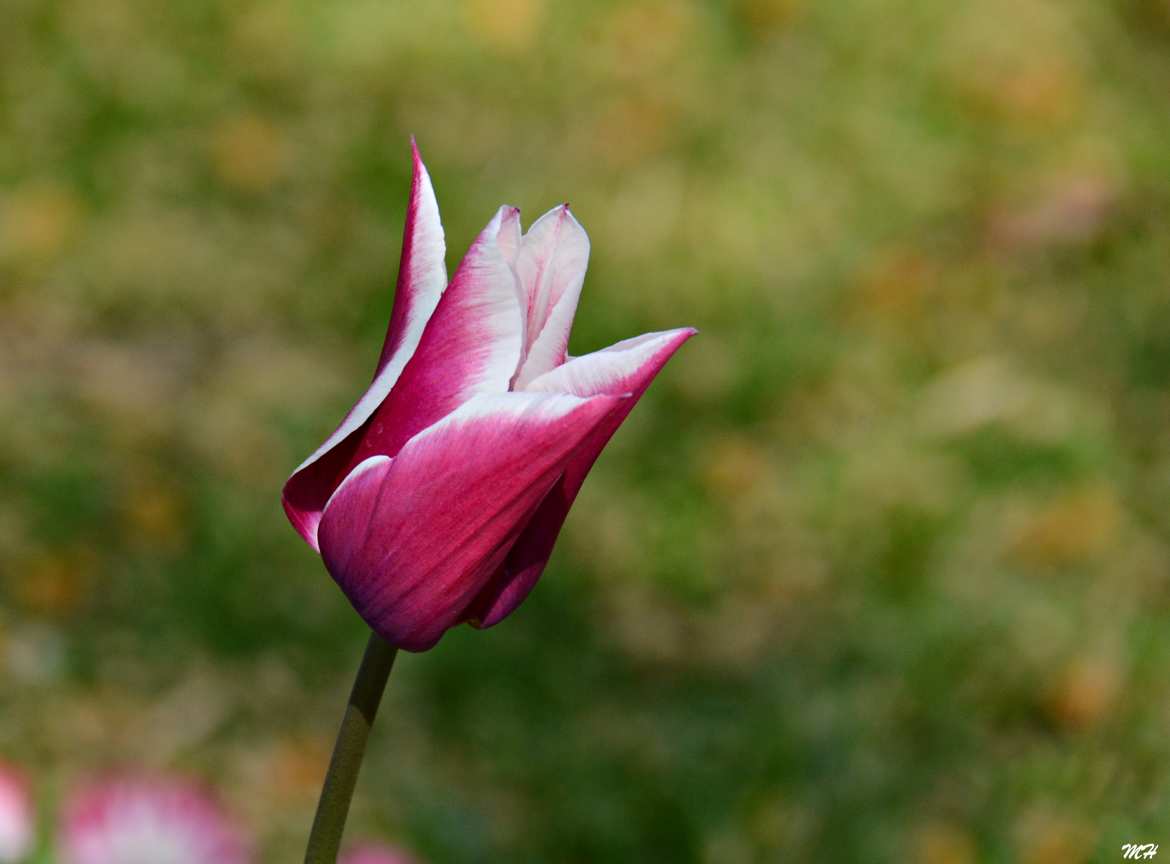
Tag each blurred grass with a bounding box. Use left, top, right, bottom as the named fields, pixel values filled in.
left=3, top=0, right=1170, bottom=860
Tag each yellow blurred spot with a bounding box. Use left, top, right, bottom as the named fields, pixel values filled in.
left=15, top=548, right=94, bottom=618
left=1011, top=485, right=1120, bottom=569
left=122, top=479, right=187, bottom=552
left=231, top=3, right=300, bottom=79
left=1044, top=655, right=1121, bottom=733
left=0, top=182, right=82, bottom=263
left=1016, top=812, right=1092, bottom=864
left=702, top=434, right=770, bottom=500
left=746, top=794, right=814, bottom=852
left=211, top=114, right=287, bottom=193
left=592, top=96, right=675, bottom=169
left=856, top=248, right=938, bottom=320
left=995, top=59, right=1082, bottom=127
left=916, top=355, right=1098, bottom=444
left=943, top=2, right=1085, bottom=131
left=270, top=736, right=331, bottom=798
left=953, top=55, right=1082, bottom=130
left=603, top=2, right=694, bottom=81
left=602, top=159, right=684, bottom=259
left=911, top=821, right=977, bottom=864
left=464, top=0, right=545, bottom=52
left=1144, top=0, right=1170, bottom=29
left=735, top=0, right=803, bottom=37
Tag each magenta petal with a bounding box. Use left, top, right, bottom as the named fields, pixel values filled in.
left=339, top=205, right=525, bottom=463
left=318, top=392, right=624, bottom=651
left=470, top=327, right=696, bottom=628
left=283, top=141, right=446, bottom=549
left=375, top=139, right=449, bottom=377
left=285, top=203, right=523, bottom=551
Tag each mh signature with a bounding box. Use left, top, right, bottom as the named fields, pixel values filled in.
left=1123, top=844, right=1159, bottom=860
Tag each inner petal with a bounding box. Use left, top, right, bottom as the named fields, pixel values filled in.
left=511, top=204, right=589, bottom=385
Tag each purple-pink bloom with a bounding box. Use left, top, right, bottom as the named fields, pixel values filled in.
left=0, top=764, right=32, bottom=863
left=283, top=141, right=694, bottom=651
left=340, top=844, right=420, bottom=864
left=60, top=776, right=249, bottom=864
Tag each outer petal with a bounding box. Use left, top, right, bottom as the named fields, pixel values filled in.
left=282, top=141, right=445, bottom=547
left=376, top=139, right=449, bottom=376
left=345, top=205, right=524, bottom=457
left=285, top=205, right=523, bottom=550
left=318, top=391, right=625, bottom=651
left=470, top=327, right=696, bottom=628
left=511, top=205, right=590, bottom=389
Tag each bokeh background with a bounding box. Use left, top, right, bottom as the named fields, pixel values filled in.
left=3, top=0, right=1170, bottom=861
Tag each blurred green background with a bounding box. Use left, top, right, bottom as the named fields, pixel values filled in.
left=3, top=0, right=1170, bottom=861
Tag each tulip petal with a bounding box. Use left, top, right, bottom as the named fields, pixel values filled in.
left=511, top=205, right=590, bottom=389
left=285, top=204, right=523, bottom=550
left=283, top=141, right=445, bottom=547
left=470, top=327, right=696, bottom=628
left=318, top=391, right=625, bottom=651
left=347, top=205, right=525, bottom=455
left=375, top=139, right=449, bottom=377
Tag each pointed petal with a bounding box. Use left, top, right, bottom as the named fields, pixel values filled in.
left=318, top=392, right=624, bottom=651
left=282, top=141, right=445, bottom=548
left=284, top=204, right=523, bottom=550
left=376, top=138, right=448, bottom=374
left=471, top=327, right=696, bottom=628
left=350, top=205, right=524, bottom=454
left=523, top=327, right=697, bottom=398
left=511, top=205, right=590, bottom=389
left=495, top=204, right=522, bottom=266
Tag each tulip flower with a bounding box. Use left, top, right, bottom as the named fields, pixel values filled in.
left=60, top=777, right=249, bottom=864
left=0, top=765, right=32, bottom=863
left=340, top=844, right=420, bottom=864
left=295, top=141, right=693, bottom=864
left=283, top=141, right=693, bottom=651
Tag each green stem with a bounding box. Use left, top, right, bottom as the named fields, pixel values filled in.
left=304, top=631, right=398, bottom=864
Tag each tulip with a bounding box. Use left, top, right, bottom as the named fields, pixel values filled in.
left=296, top=142, right=693, bottom=864
left=60, top=776, right=249, bottom=864
left=340, top=844, right=419, bottom=864
left=283, top=141, right=694, bottom=652
left=0, top=765, right=32, bottom=863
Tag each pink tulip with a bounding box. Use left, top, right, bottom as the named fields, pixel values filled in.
left=61, top=776, right=249, bottom=864
left=0, top=765, right=33, bottom=863
left=340, top=844, right=420, bottom=864
left=283, top=141, right=694, bottom=651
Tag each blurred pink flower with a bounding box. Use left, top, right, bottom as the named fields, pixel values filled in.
left=61, top=776, right=249, bottom=864
left=283, top=140, right=694, bottom=651
left=340, top=844, right=419, bottom=864
left=0, top=765, right=33, bottom=863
